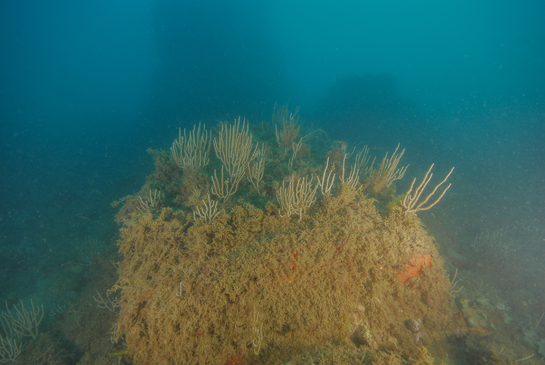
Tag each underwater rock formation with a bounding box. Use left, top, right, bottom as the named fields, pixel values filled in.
left=114, top=186, right=452, bottom=364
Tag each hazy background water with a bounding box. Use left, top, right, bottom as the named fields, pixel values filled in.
left=0, top=0, right=544, bottom=360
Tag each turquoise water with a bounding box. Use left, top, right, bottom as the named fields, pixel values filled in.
left=1, top=1, right=543, bottom=363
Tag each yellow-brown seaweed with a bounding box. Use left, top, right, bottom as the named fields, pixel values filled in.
left=114, top=186, right=453, bottom=364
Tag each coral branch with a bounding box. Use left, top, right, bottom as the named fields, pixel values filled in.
left=276, top=175, right=317, bottom=222
left=402, top=164, right=454, bottom=214
left=192, top=194, right=221, bottom=223
left=212, top=118, right=258, bottom=202
left=171, top=123, right=211, bottom=172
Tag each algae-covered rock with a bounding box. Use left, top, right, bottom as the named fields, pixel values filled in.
left=114, top=190, right=453, bottom=364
